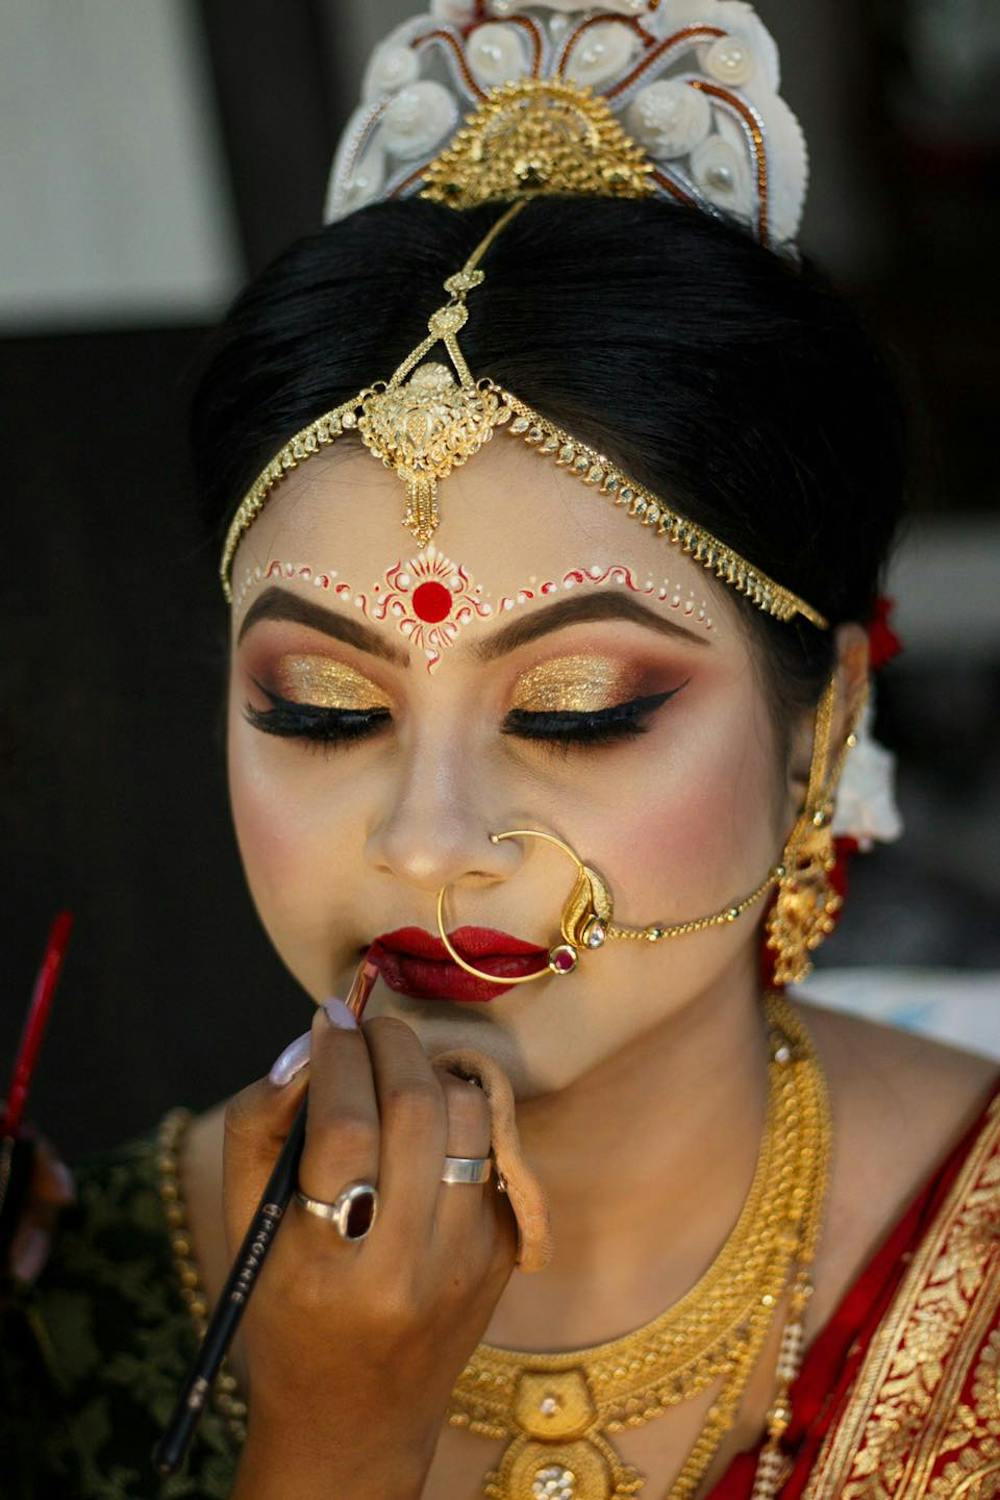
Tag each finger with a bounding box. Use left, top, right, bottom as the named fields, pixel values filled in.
left=296, top=1001, right=380, bottom=1212
left=433, top=1070, right=493, bottom=1231
left=31, top=1137, right=76, bottom=1206
left=363, top=1015, right=446, bottom=1245
left=438, top=1071, right=492, bottom=1161
left=9, top=1222, right=51, bottom=1284
left=223, top=1069, right=310, bottom=1251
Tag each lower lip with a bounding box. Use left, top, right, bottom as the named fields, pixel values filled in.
left=373, top=946, right=549, bottom=1003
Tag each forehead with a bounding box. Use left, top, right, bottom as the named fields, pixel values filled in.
left=231, top=434, right=732, bottom=626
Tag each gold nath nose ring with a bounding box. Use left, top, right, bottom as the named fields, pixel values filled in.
left=434, top=827, right=784, bottom=987
left=434, top=828, right=612, bottom=985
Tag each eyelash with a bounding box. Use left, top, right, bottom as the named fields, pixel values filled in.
left=242, top=681, right=685, bottom=755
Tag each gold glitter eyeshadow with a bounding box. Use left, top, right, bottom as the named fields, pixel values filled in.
left=510, top=656, right=642, bottom=713
left=274, top=655, right=390, bottom=710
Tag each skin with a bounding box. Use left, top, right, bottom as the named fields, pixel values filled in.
left=175, top=433, right=998, bottom=1499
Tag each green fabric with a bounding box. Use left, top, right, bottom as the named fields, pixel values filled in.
left=1, top=1125, right=240, bottom=1500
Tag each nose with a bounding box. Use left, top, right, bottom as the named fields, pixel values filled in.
left=364, top=733, right=521, bottom=895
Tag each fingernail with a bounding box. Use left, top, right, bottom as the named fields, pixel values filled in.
left=322, top=996, right=359, bottom=1030
left=51, top=1159, right=76, bottom=1201
left=11, top=1226, right=51, bottom=1284
left=268, top=1031, right=311, bottom=1086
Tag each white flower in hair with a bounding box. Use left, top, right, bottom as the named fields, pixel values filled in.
left=381, top=81, right=460, bottom=159
left=831, top=691, right=904, bottom=852
left=468, top=23, right=530, bottom=85
left=562, top=21, right=638, bottom=84
left=691, top=133, right=754, bottom=217
left=362, top=43, right=420, bottom=100
left=626, top=79, right=713, bottom=159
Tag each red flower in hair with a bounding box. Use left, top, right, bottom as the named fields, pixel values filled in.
left=867, top=596, right=903, bottom=672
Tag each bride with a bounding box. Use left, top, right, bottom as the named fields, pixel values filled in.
left=4, top=5, right=998, bottom=1498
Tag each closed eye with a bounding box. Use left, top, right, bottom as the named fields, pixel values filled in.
left=243, top=679, right=689, bottom=754
left=501, top=684, right=688, bottom=747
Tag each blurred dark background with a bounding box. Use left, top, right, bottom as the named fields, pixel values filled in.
left=3, top=0, right=999, bottom=1157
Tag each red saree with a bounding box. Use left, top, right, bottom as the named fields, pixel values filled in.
left=710, top=1072, right=1000, bottom=1498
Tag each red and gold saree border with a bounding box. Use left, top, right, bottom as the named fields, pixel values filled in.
left=801, top=1089, right=1000, bottom=1498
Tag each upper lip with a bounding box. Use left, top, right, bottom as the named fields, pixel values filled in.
left=370, top=926, right=547, bottom=961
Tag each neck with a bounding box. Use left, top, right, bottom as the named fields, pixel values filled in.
left=490, top=957, right=772, bottom=1339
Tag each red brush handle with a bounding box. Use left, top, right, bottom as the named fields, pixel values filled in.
left=1, top=910, right=74, bottom=1138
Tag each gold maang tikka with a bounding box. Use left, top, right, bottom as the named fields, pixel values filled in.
left=434, top=668, right=862, bottom=987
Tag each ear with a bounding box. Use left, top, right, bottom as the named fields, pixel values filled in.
left=786, top=623, right=870, bottom=810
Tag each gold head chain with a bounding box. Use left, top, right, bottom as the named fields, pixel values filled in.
left=219, top=191, right=826, bottom=631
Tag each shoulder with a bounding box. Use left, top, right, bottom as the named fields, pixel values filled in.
left=791, top=993, right=998, bottom=1195
left=790, top=992, right=998, bottom=1148
left=784, top=995, right=999, bottom=1332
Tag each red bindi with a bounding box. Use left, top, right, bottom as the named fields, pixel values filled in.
left=411, top=579, right=453, bottom=623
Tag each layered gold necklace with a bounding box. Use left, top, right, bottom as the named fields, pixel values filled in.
left=158, top=990, right=830, bottom=1500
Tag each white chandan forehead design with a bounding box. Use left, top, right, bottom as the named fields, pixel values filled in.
left=326, top=0, right=808, bottom=250
left=233, top=544, right=715, bottom=673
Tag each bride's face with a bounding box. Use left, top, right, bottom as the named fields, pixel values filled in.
left=227, top=436, right=797, bottom=1095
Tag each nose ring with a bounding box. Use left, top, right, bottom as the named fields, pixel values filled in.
left=434, top=828, right=613, bottom=985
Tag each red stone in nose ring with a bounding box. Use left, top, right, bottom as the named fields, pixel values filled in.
left=433, top=828, right=615, bottom=985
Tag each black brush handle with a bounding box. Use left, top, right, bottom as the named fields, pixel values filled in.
left=151, top=1098, right=308, bottom=1476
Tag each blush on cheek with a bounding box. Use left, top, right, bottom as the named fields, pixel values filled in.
left=599, top=688, right=778, bottom=920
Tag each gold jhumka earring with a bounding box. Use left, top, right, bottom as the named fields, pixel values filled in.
left=765, top=674, right=868, bottom=985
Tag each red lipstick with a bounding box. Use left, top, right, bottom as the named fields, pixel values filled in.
left=370, top=926, right=548, bottom=1003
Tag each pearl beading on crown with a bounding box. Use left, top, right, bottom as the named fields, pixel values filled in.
left=325, top=0, right=809, bottom=252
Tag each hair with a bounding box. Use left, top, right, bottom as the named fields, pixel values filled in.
left=191, top=195, right=909, bottom=743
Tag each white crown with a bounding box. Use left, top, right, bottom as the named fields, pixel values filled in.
left=325, top=0, right=809, bottom=250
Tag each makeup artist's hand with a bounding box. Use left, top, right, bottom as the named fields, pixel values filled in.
left=1, top=1119, right=76, bottom=1284
left=223, top=1001, right=519, bottom=1499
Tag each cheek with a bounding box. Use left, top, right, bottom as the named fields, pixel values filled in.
left=596, top=677, right=779, bottom=902
left=226, top=702, right=348, bottom=925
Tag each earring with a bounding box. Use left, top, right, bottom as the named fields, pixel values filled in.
left=765, top=673, right=865, bottom=985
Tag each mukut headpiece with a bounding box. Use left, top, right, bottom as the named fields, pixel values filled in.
left=219, top=0, right=827, bottom=630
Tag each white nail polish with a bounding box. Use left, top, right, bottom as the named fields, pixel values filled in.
left=268, top=1031, right=311, bottom=1086
left=11, top=1225, right=50, bottom=1283
left=51, top=1159, right=76, bottom=1200
left=322, top=996, right=359, bottom=1030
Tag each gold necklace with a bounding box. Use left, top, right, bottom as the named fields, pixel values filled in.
left=157, top=991, right=829, bottom=1500
left=446, top=992, right=828, bottom=1499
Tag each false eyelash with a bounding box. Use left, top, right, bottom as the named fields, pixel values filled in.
left=243, top=681, right=687, bottom=754
left=501, top=689, right=678, bottom=747
left=242, top=681, right=391, bottom=746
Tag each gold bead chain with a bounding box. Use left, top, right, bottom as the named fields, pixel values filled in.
left=156, top=1108, right=248, bottom=1447
left=608, top=866, right=783, bottom=944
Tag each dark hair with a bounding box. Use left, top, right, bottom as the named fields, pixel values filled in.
left=191, top=195, right=908, bottom=733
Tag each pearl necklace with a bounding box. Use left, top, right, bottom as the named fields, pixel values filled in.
left=157, top=991, right=827, bottom=1498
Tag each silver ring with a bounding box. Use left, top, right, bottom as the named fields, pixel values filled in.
left=294, top=1179, right=379, bottom=1240
left=441, top=1154, right=493, bottom=1185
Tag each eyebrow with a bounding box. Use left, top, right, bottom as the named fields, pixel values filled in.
left=236, top=583, right=712, bottom=666
left=236, top=587, right=411, bottom=666
left=473, top=591, right=712, bottom=660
